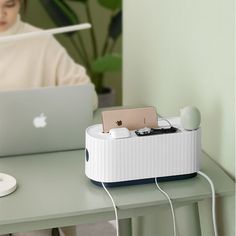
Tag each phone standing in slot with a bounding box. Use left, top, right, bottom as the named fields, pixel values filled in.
left=102, top=107, right=158, bottom=133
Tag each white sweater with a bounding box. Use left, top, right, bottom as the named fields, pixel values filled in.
left=0, top=16, right=97, bottom=108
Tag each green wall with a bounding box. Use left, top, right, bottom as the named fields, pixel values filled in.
left=23, top=0, right=122, bottom=105
left=123, top=0, right=235, bottom=235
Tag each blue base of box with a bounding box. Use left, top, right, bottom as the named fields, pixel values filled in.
left=90, top=172, right=197, bottom=188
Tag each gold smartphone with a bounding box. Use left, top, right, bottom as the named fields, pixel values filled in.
left=102, top=107, right=158, bottom=133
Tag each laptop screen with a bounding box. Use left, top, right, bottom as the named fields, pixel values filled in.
left=0, top=84, right=93, bottom=156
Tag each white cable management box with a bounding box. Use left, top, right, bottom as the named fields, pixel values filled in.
left=85, top=118, right=201, bottom=187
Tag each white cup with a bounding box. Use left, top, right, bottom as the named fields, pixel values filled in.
left=180, top=106, right=201, bottom=130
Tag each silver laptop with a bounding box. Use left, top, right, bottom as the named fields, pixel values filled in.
left=0, top=84, right=93, bottom=156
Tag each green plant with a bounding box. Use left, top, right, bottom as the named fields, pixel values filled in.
left=40, top=0, right=122, bottom=94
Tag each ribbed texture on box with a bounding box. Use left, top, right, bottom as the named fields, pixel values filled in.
left=85, top=124, right=201, bottom=183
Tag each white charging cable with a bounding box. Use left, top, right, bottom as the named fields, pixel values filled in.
left=155, top=178, right=177, bottom=236
left=101, top=183, right=119, bottom=236
left=198, top=171, right=218, bottom=236
left=158, top=117, right=172, bottom=128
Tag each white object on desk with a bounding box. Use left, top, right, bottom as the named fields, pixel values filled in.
left=109, top=127, right=130, bottom=139
left=85, top=117, right=201, bottom=185
left=0, top=173, right=17, bottom=197
left=180, top=106, right=201, bottom=130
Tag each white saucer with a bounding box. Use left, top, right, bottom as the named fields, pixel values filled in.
left=0, top=173, right=17, bottom=197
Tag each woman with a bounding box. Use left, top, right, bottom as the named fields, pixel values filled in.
left=0, top=0, right=97, bottom=235
left=0, top=0, right=97, bottom=107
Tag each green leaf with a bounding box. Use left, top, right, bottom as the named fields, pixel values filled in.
left=67, top=0, right=87, bottom=3
left=40, top=0, right=79, bottom=32
left=97, top=0, right=122, bottom=11
left=109, top=10, right=122, bottom=40
left=91, top=54, right=122, bottom=73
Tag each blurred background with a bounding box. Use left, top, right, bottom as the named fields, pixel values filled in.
left=22, top=0, right=122, bottom=107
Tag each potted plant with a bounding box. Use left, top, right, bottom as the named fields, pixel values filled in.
left=40, top=0, right=122, bottom=107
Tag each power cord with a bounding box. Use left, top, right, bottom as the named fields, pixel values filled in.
left=158, top=117, right=173, bottom=128
left=155, top=171, right=218, bottom=236
left=198, top=171, right=218, bottom=236
left=155, top=178, right=177, bottom=236
left=101, top=182, right=119, bottom=236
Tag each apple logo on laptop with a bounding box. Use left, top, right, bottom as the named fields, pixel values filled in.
left=33, top=113, right=47, bottom=128
left=116, top=120, right=122, bottom=126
